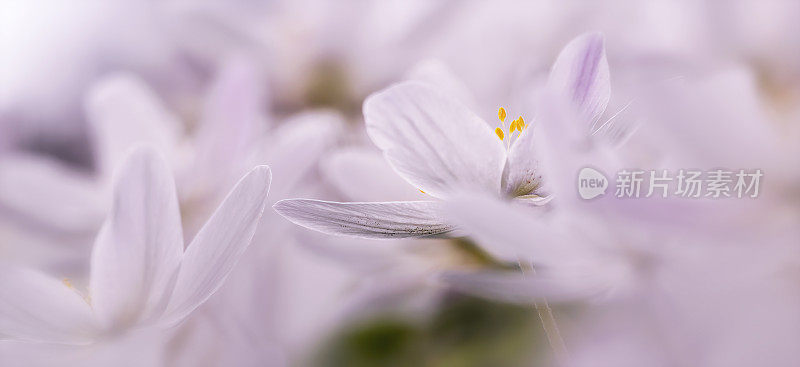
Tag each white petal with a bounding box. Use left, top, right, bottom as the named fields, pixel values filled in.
left=162, top=166, right=271, bottom=326
left=0, top=266, right=96, bottom=344
left=441, top=271, right=594, bottom=304
left=320, top=148, right=425, bottom=202
left=186, top=56, right=266, bottom=197
left=90, top=147, right=184, bottom=329
left=0, top=153, right=104, bottom=234
left=363, top=81, right=505, bottom=198
left=502, top=126, right=544, bottom=197
left=443, top=194, right=579, bottom=263
left=273, top=199, right=454, bottom=239
left=85, top=74, right=181, bottom=177
left=548, top=32, right=610, bottom=125
left=513, top=194, right=553, bottom=206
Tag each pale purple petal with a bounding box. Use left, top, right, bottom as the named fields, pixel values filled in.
left=548, top=32, right=610, bottom=125
left=443, top=194, right=580, bottom=263
left=273, top=199, right=454, bottom=239
left=90, top=147, right=184, bottom=329
left=0, top=266, right=96, bottom=344
left=162, top=165, right=271, bottom=326
left=502, top=126, right=544, bottom=197
left=0, top=153, right=104, bottom=235
left=363, top=82, right=506, bottom=198
left=186, top=56, right=266, bottom=197
left=85, top=74, right=182, bottom=177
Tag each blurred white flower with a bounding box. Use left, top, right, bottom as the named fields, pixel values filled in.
left=0, top=147, right=270, bottom=344
left=0, top=57, right=343, bottom=271
left=274, top=32, right=610, bottom=239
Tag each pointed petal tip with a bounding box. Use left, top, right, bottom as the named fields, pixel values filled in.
left=271, top=198, right=303, bottom=220
left=114, top=144, right=171, bottom=179
left=237, top=165, right=272, bottom=212
left=158, top=166, right=272, bottom=326
left=246, top=165, right=272, bottom=185
left=272, top=199, right=453, bottom=239
left=569, top=31, right=605, bottom=47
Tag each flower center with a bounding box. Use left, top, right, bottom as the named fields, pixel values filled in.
left=494, top=107, right=527, bottom=149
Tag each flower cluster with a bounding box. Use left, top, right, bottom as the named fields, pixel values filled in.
left=1, top=2, right=799, bottom=367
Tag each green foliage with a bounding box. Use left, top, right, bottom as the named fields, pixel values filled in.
left=311, top=294, right=545, bottom=367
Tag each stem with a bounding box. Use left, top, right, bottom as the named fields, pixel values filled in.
left=518, top=259, right=569, bottom=366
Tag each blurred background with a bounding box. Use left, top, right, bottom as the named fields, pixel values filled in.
left=1, top=1, right=799, bottom=366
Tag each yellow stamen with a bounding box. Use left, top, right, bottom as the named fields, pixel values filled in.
left=518, top=116, right=526, bottom=129
left=498, top=107, right=507, bottom=122
left=495, top=127, right=505, bottom=140
left=509, top=120, right=518, bottom=133
left=419, top=189, right=426, bottom=194
left=62, top=278, right=73, bottom=289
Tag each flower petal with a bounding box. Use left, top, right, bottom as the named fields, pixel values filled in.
left=548, top=32, right=610, bottom=125
left=90, top=147, right=184, bottom=329
left=363, top=81, right=505, bottom=198
left=0, top=153, right=104, bottom=235
left=443, top=194, right=578, bottom=263
left=86, top=74, right=181, bottom=177
left=185, top=56, right=266, bottom=197
left=161, top=165, right=271, bottom=326
left=0, top=266, right=96, bottom=344
left=502, top=126, right=544, bottom=197
left=273, top=199, right=454, bottom=239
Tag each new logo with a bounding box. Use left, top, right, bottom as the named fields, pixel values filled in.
left=578, top=167, right=608, bottom=200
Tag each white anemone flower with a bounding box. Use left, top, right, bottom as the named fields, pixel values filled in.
left=274, top=32, right=611, bottom=239
left=0, top=147, right=271, bottom=345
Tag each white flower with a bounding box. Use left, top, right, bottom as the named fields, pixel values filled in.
left=0, top=57, right=342, bottom=269
left=274, top=32, right=611, bottom=239
left=0, top=147, right=271, bottom=344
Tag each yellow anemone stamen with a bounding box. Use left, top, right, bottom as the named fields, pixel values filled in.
left=496, top=106, right=527, bottom=147
left=495, top=127, right=505, bottom=140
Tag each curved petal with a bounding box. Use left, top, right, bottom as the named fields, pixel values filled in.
left=363, top=81, right=505, bottom=198
left=90, top=147, right=184, bottom=329
left=502, top=126, right=544, bottom=197
left=547, top=32, right=610, bottom=125
left=85, top=74, right=182, bottom=178
left=0, top=266, right=96, bottom=344
left=273, top=199, right=454, bottom=239
left=162, top=165, right=271, bottom=327
left=443, top=194, right=578, bottom=263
